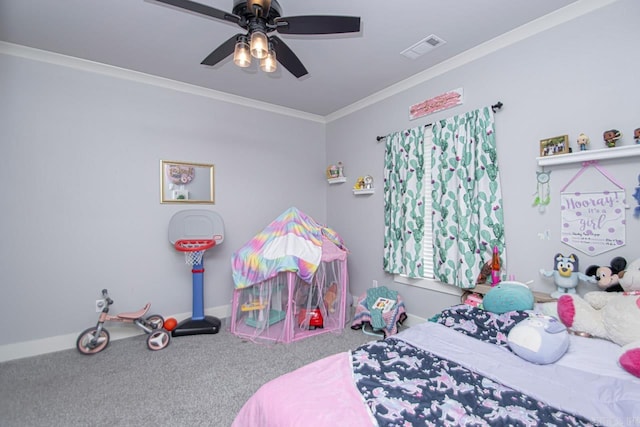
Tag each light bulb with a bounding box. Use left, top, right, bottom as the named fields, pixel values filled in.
left=233, top=38, right=251, bottom=68
left=250, top=31, right=268, bottom=59
left=260, top=49, right=277, bottom=73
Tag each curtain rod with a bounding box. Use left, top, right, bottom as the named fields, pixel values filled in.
left=375, top=101, right=504, bottom=142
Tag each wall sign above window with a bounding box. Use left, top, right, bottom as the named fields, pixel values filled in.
left=409, top=88, right=463, bottom=121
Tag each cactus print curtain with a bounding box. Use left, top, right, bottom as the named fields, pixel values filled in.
left=432, top=106, right=505, bottom=288
left=383, top=126, right=427, bottom=278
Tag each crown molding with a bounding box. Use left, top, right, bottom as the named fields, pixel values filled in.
left=325, top=0, right=619, bottom=122
left=0, top=41, right=326, bottom=124
left=0, top=0, right=618, bottom=124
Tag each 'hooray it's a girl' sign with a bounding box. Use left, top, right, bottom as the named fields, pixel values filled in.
left=560, top=190, right=626, bottom=255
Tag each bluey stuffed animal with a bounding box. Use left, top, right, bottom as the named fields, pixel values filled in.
left=540, top=253, right=596, bottom=299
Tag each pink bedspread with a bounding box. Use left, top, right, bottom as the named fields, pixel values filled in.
left=232, top=352, right=373, bottom=427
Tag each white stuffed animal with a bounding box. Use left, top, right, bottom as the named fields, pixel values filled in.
left=618, top=257, right=640, bottom=292
left=556, top=258, right=640, bottom=378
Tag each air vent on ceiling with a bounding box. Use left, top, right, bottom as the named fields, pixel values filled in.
left=400, top=34, right=446, bottom=59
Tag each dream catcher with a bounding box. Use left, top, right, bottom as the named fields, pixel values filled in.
left=532, top=170, right=551, bottom=212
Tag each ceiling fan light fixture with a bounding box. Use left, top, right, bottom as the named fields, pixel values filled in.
left=260, top=48, right=277, bottom=73
left=233, top=36, right=252, bottom=68
left=156, top=0, right=361, bottom=79
left=250, top=30, right=269, bottom=59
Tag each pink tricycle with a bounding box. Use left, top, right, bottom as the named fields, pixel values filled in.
left=76, top=289, right=171, bottom=354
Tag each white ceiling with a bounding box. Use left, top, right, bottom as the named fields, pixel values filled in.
left=1, top=0, right=587, bottom=117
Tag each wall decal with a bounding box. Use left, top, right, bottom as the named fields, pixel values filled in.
left=409, top=88, right=463, bottom=121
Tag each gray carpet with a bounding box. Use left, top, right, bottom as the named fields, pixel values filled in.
left=0, top=320, right=376, bottom=427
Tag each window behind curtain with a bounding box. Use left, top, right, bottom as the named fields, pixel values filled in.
left=399, top=130, right=453, bottom=295
left=389, top=106, right=504, bottom=294
left=421, top=129, right=434, bottom=279
left=384, top=127, right=444, bottom=292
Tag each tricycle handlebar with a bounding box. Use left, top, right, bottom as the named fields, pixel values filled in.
left=101, top=289, right=114, bottom=306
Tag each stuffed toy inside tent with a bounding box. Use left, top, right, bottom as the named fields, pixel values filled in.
left=230, top=207, right=349, bottom=343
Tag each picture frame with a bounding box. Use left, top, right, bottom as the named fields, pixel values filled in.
left=160, top=160, right=214, bottom=204
left=539, top=135, right=569, bottom=157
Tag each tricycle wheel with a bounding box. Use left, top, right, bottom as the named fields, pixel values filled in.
left=147, top=329, right=171, bottom=351
left=76, top=327, right=110, bottom=355
left=145, top=314, right=164, bottom=330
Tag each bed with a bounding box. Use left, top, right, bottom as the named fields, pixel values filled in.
left=232, top=305, right=640, bottom=426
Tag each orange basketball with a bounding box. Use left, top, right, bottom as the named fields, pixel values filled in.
left=164, top=317, right=178, bottom=332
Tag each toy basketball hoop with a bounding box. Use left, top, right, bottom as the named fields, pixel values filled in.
left=168, top=210, right=224, bottom=337
left=175, top=239, right=215, bottom=266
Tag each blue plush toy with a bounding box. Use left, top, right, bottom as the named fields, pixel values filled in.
left=540, top=253, right=596, bottom=298
left=508, top=315, right=570, bottom=364
left=482, top=281, right=535, bottom=314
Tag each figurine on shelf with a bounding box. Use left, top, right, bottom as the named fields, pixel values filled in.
left=634, top=128, right=640, bottom=144
left=603, top=129, right=622, bottom=148
left=326, top=164, right=339, bottom=179
left=576, top=133, right=590, bottom=151
left=363, top=175, right=374, bottom=189
left=354, top=177, right=365, bottom=190
left=337, top=162, right=345, bottom=178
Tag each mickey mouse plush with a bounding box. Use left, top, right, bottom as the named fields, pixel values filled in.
left=585, top=256, right=627, bottom=292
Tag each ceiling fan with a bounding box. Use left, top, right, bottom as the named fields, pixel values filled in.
left=153, top=0, right=361, bottom=78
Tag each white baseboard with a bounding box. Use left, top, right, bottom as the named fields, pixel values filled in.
left=0, top=302, right=424, bottom=363
left=0, top=305, right=231, bottom=363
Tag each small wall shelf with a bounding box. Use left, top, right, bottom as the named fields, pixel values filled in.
left=536, top=144, right=640, bottom=167
left=353, top=189, right=375, bottom=195
left=327, top=177, right=347, bottom=184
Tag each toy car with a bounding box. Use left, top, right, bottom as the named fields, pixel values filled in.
left=298, top=307, right=324, bottom=330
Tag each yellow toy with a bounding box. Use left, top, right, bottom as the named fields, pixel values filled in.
left=241, top=301, right=267, bottom=311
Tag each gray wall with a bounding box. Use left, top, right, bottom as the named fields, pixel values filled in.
left=326, top=0, right=640, bottom=319
left=0, top=54, right=326, bottom=346
left=1, top=0, right=639, bottom=349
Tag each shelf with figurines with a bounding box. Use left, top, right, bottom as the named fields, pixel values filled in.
left=536, top=129, right=640, bottom=167
left=326, top=162, right=347, bottom=184
left=353, top=175, right=375, bottom=195
left=328, top=177, right=347, bottom=184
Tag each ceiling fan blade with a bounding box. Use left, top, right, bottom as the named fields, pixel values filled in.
left=270, top=36, right=308, bottom=78
left=201, top=34, right=241, bottom=66
left=275, top=15, right=360, bottom=35
left=154, top=0, right=240, bottom=25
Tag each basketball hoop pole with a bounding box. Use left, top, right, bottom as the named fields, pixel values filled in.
left=191, top=259, right=205, bottom=321
left=172, top=240, right=221, bottom=337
